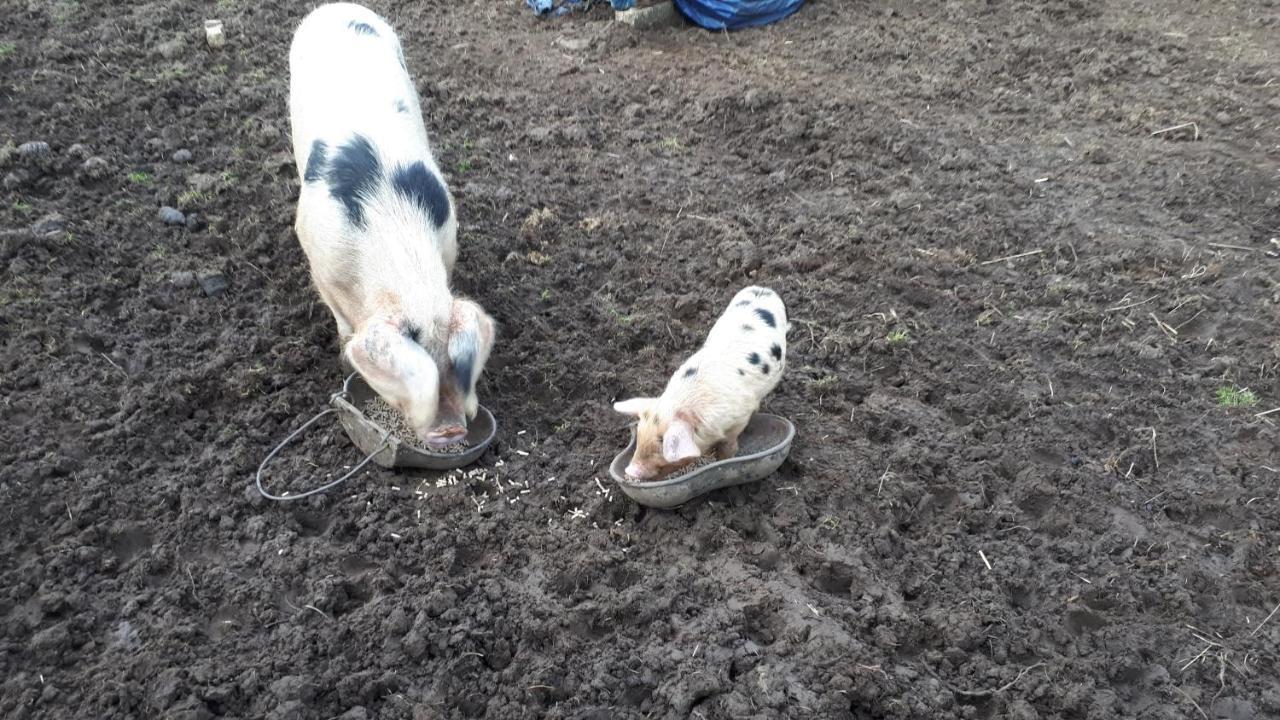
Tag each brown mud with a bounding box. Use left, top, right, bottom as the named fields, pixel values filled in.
left=1, top=1, right=1278, bottom=718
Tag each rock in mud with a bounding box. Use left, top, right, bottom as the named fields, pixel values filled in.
left=197, top=272, right=228, bottom=297
left=27, top=622, right=70, bottom=654
left=159, top=206, right=186, bottom=225
left=29, top=213, right=66, bottom=237
left=18, top=141, right=50, bottom=158
left=172, top=148, right=193, bottom=163
left=80, top=156, right=110, bottom=179
left=155, top=36, right=185, bottom=60
left=554, top=36, right=591, bottom=52
left=187, top=172, right=219, bottom=193
left=269, top=675, right=315, bottom=702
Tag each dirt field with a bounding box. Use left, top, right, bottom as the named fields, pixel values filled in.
left=2, top=0, right=1279, bottom=717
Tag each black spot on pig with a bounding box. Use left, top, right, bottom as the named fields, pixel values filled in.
left=303, top=139, right=327, bottom=183
left=754, top=308, right=776, bottom=328
left=348, top=20, right=379, bottom=36
left=392, top=161, right=451, bottom=228
left=737, top=369, right=745, bottom=376
left=394, top=99, right=410, bottom=114
left=770, top=343, right=782, bottom=361
left=683, top=367, right=697, bottom=378
left=747, top=352, right=760, bottom=365
left=761, top=363, right=770, bottom=374
left=450, top=342, right=475, bottom=395
left=735, top=300, right=751, bottom=307
left=752, top=288, right=772, bottom=297
left=402, top=321, right=423, bottom=345
left=328, top=134, right=381, bottom=227
left=741, top=324, right=754, bottom=332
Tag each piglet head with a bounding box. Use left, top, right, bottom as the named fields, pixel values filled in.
left=425, top=298, right=495, bottom=446
left=346, top=318, right=441, bottom=445
left=613, top=398, right=702, bottom=481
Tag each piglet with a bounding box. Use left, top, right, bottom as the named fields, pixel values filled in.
left=288, top=2, right=494, bottom=448
left=614, top=286, right=788, bottom=481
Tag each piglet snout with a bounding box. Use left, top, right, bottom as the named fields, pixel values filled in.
left=625, top=462, right=657, bottom=481
left=423, top=425, right=466, bottom=449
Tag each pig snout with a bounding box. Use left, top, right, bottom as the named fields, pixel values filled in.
left=425, top=384, right=470, bottom=446
left=422, top=387, right=468, bottom=447
left=422, top=424, right=466, bottom=448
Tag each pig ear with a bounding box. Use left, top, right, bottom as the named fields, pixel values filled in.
left=662, top=419, right=700, bottom=463
left=448, top=298, right=495, bottom=417
left=345, top=321, right=401, bottom=387
left=346, top=320, right=439, bottom=424
left=613, top=397, right=655, bottom=417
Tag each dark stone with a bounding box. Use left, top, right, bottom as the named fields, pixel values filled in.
left=159, top=207, right=186, bottom=225
left=197, top=272, right=228, bottom=297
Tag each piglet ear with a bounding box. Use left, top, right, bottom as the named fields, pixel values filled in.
left=613, top=397, right=655, bottom=416
left=662, top=419, right=700, bottom=463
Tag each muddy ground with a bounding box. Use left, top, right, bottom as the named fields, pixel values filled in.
left=2, top=0, right=1279, bottom=717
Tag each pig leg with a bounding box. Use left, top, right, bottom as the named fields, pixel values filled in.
left=325, top=304, right=354, bottom=342
left=332, top=310, right=354, bottom=344
left=712, top=438, right=737, bottom=461
left=441, top=236, right=458, bottom=277
left=714, top=420, right=749, bottom=460
left=314, top=284, right=354, bottom=342
left=294, top=214, right=356, bottom=341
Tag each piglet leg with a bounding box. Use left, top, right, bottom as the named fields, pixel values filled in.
left=714, top=421, right=749, bottom=460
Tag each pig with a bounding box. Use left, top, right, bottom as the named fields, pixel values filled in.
left=288, top=2, right=494, bottom=449
left=613, top=286, right=788, bottom=481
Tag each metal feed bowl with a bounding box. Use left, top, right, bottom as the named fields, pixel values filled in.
left=332, top=373, right=497, bottom=470
left=609, top=413, right=795, bottom=509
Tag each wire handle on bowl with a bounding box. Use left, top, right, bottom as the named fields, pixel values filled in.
left=254, top=385, right=391, bottom=502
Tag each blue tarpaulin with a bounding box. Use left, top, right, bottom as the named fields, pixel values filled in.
left=527, top=0, right=635, bottom=16
left=527, top=0, right=804, bottom=30
left=674, top=0, right=804, bottom=30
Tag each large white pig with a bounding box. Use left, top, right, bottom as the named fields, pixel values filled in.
left=614, top=286, right=788, bottom=480
left=289, top=2, right=494, bottom=448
